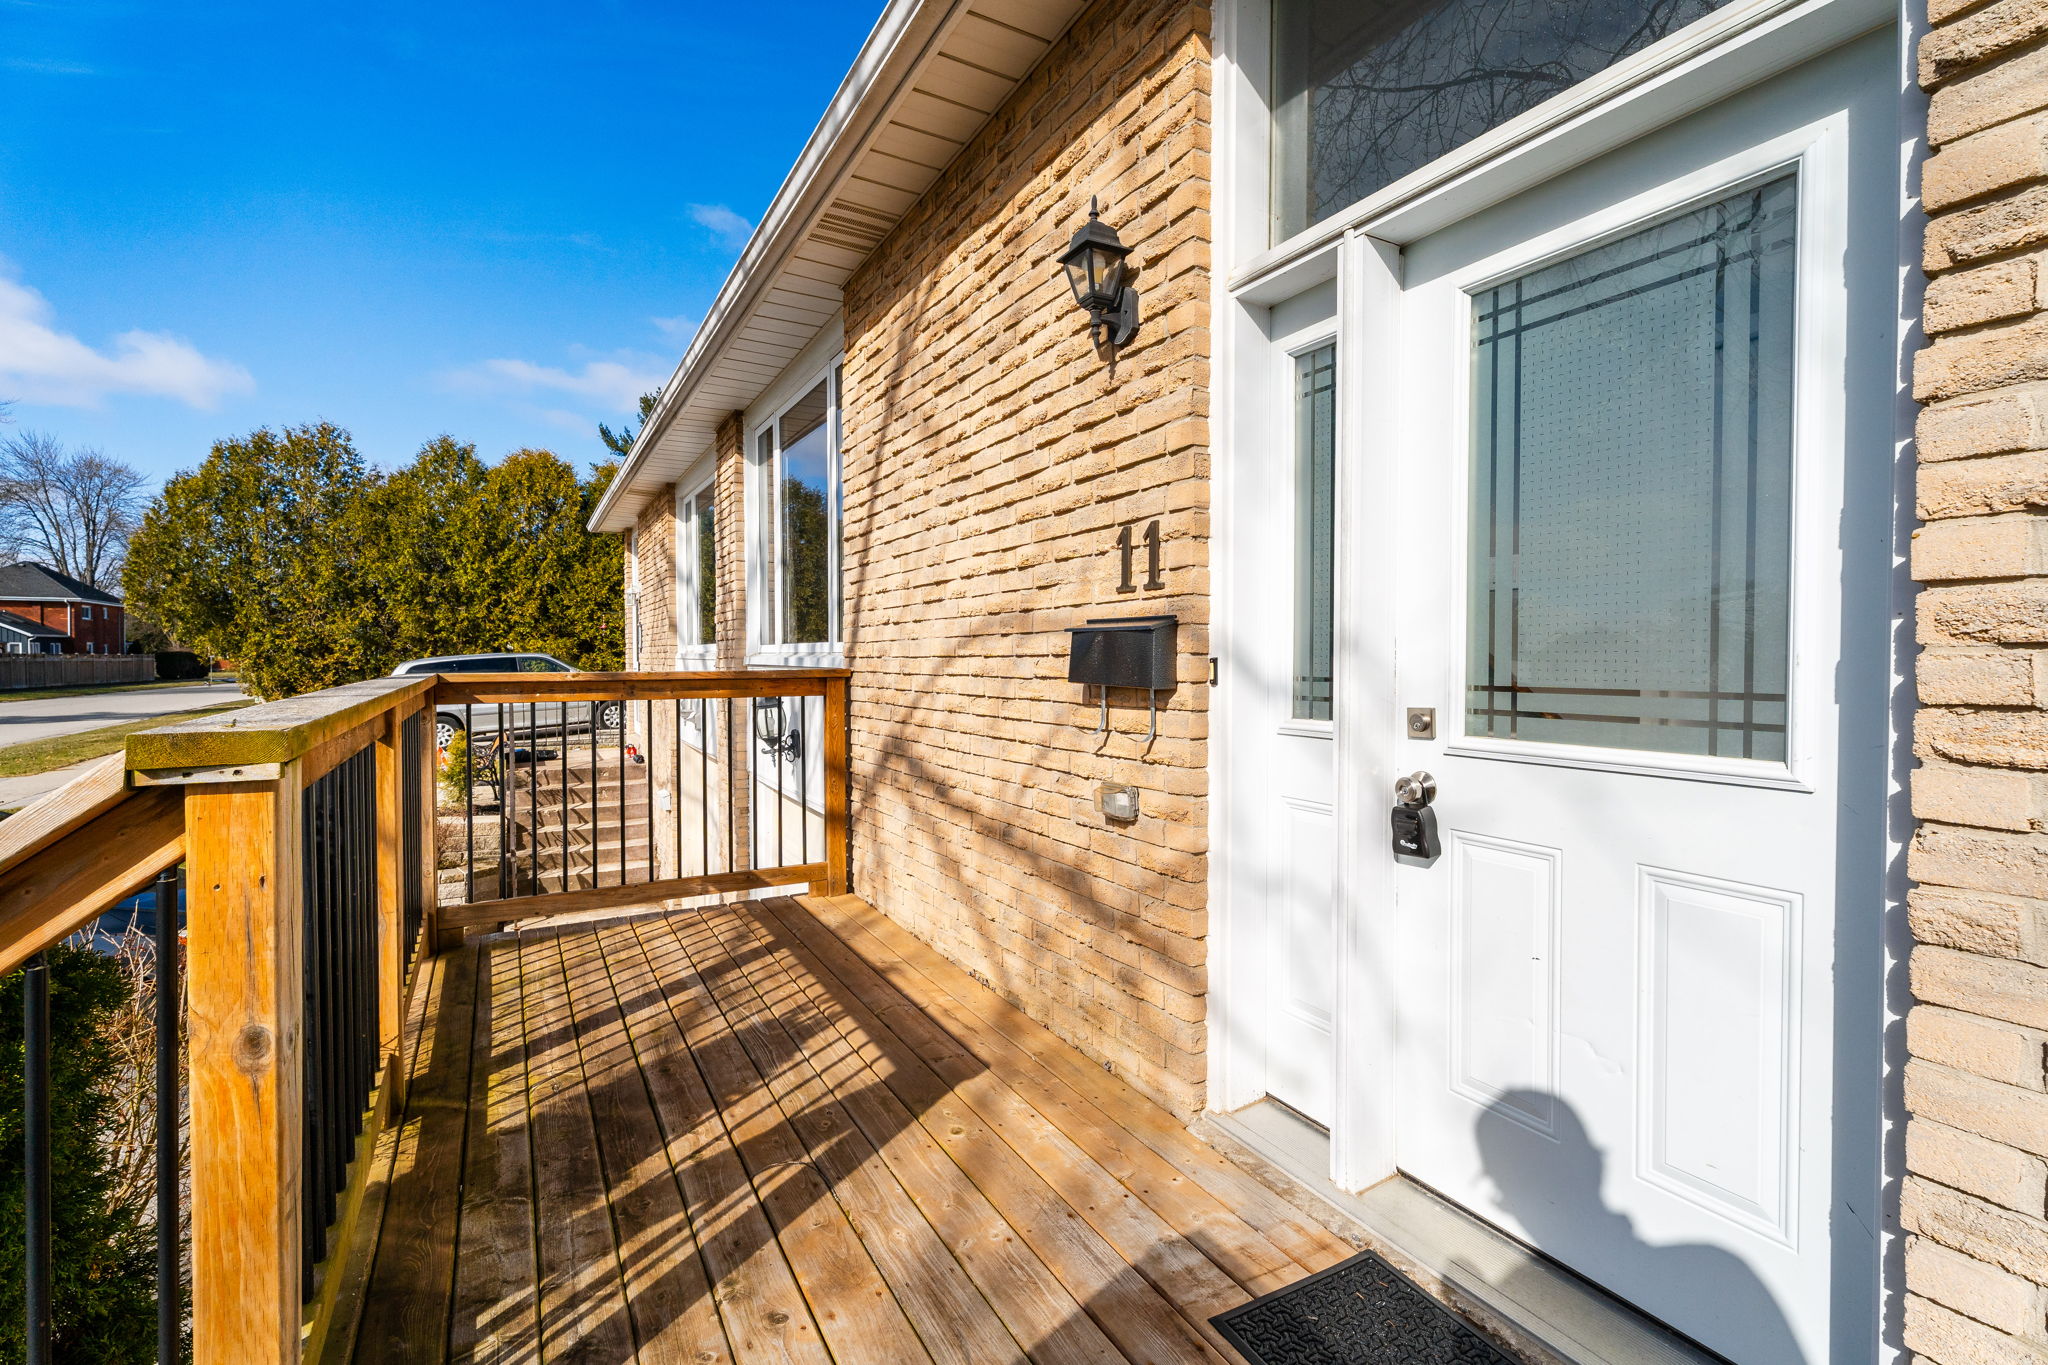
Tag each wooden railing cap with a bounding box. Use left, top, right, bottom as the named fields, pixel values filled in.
left=126, top=675, right=433, bottom=773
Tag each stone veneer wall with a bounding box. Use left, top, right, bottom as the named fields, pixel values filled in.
left=836, top=0, right=1213, bottom=1115
left=1905, top=1, right=2048, bottom=1360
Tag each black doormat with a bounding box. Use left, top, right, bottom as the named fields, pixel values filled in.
left=1212, top=1248, right=1517, bottom=1364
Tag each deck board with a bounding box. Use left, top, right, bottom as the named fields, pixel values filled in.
left=340, top=896, right=1351, bottom=1363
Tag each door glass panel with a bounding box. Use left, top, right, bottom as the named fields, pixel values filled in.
left=1465, top=177, right=1796, bottom=761
left=1271, top=0, right=1736, bottom=240
left=1294, top=344, right=1337, bottom=721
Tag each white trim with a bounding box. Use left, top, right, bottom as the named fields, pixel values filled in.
left=1328, top=229, right=1404, bottom=1191
left=1225, top=0, right=1890, bottom=297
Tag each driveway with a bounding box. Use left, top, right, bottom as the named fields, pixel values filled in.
left=0, top=679, right=249, bottom=749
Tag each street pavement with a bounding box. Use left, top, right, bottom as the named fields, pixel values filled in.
left=0, top=757, right=105, bottom=812
left=0, top=679, right=248, bottom=748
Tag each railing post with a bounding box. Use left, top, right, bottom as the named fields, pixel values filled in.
left=823, top=676, right=851, bottom=897
left=185, top=766, right=305, bottom=1365
left=373, top=712, right=403, bottom=1114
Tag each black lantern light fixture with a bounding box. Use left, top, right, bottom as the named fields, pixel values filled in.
left=753, top=696, right=803, bottom=762
left=1058, top=196, right=1139, bottom=348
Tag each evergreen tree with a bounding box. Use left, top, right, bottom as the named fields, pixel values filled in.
left=0, top=950, right=158, bottom=1365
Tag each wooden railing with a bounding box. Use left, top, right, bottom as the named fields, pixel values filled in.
left=430, top=669, right=852, bottom=948
left=1, top=667, right=852, bottom=1365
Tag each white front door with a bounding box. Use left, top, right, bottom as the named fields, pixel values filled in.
left=1384, top=35, right=1890, bottom=1365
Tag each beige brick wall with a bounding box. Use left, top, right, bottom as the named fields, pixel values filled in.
left=834, top=0, right=1212, bottom=1117
left=632, top=495, right=677, bottom=670
left=1908, top=1, right=2048, bottom=1356
left=712, top=413, right=750, bottom=672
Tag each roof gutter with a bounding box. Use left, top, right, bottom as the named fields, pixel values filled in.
left=588, top=0, right=963, bottom=534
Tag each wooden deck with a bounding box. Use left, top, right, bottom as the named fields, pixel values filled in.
left=325, top=895, right=1358, bottom=1364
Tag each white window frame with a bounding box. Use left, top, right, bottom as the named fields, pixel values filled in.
left=746, top=358, right=846, bottom=666
left=675, top=467, right=719, bottom=668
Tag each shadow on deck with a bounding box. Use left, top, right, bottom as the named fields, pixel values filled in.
left=322, top=895, right=1356, bottom=1364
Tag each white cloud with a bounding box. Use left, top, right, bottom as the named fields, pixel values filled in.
left=440, top=349, right=667, bottom=416
left=0, top=267, right=253, bottom=409
left=651, top=313, right=696, bottom=343
left=686, top=203, right=754, bottom=250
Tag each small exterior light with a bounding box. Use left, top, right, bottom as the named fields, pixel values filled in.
left=1058, top=196, right=1139, bottom=347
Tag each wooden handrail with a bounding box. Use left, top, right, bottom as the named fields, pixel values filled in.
left=0, top=763, right=185, bottom=976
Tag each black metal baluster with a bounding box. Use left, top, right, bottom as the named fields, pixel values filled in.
left=672, top=700, right=683, bottom=880
left=155, top=867, right=180, bottom=1364
left=559, top=704, right=570, bottom=894
left=700, top=701, right=710, bottom=878
left=527, top=703, right=539, bottom=898
left=644, top=701, right=654, bottom=886
left=617, top=710, right=626, bottom=887
left=776, top=704, right=786, bottom=871
left=588, top=702, right=599, bottom=888
left=463, top=703, right=475, bottom=905
left=24, top=952, right=51, bottom=1365
left=725, top=697, right=736, bottom=874
left=799, top=696, right=810, bottom=865
left=496, top=704, right=508, bottom=901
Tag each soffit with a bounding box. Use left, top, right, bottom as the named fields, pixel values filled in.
left=591, top=0, right=1088, bottom=532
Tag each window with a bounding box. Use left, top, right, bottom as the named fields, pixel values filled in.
left=1464, top=178, right=1797, bottom=761
left=1271, top=0, right=1736, bottom=240
left=752, top=367, right=843, bottom=651
left=679, top=482, right=718, bottom=649
left=1293, top=344, right=1337, bottom=721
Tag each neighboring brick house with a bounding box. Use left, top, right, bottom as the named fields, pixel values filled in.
left=590, top=1, right=2048, bottom=1361
left=0, top=562, right=125, bottom=654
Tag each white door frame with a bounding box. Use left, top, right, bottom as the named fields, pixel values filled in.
left=1207, top=0, right=1918, bottom=1349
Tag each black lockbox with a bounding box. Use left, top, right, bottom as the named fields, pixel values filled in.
left=1066, top=615, right=1177, bottom=691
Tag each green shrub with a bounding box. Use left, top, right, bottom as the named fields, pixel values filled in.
left=0, top=947, right=157, bottom=1365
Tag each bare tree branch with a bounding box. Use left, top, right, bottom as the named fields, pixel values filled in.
left=0, top=429, right=149, bottom=589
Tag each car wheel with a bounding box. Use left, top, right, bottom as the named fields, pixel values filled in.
left=435, top=715, right=463, bottom=751
left=597, top=701, right=624, bottom=732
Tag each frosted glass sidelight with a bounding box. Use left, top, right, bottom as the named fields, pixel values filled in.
left=1465, top=177, right=1797, bottom=762
left=1294, top=344, right=1337, bottom=721
left=1271, top=0, right=1734, bottom=240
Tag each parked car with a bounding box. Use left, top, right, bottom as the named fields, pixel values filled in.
left=389, top=653, right=623, bottom=750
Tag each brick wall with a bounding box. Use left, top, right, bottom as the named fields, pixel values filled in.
left=838, top=0, right=1213, bottom=1116
left=713, top=413, right=749, bottom=671
left=0, top=599, right=123, bottom=653
left=632, top=497, right=678, bottom=669
left=1906, top=2, right=2048, bottom=1359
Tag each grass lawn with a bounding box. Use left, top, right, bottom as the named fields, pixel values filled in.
left=0, top=674, right=238, bottom=704
left=0, top=700, right=254, bottom=779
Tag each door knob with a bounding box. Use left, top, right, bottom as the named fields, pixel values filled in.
left=1393, top=771, right=1437, bottom=808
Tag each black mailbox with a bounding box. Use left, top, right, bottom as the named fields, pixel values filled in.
left=1067, top=615, right=1177, bottom=691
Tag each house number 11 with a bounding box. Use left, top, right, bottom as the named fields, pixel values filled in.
left=1116, top=520, right=1166, bottom=593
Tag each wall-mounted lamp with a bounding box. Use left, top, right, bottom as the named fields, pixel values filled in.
left=1058, top=196, right=1139, bottom=348
left=753, top=697, right=803, bottom=762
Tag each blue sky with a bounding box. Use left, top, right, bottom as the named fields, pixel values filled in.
left=0, top=0, right=881, bottom=488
